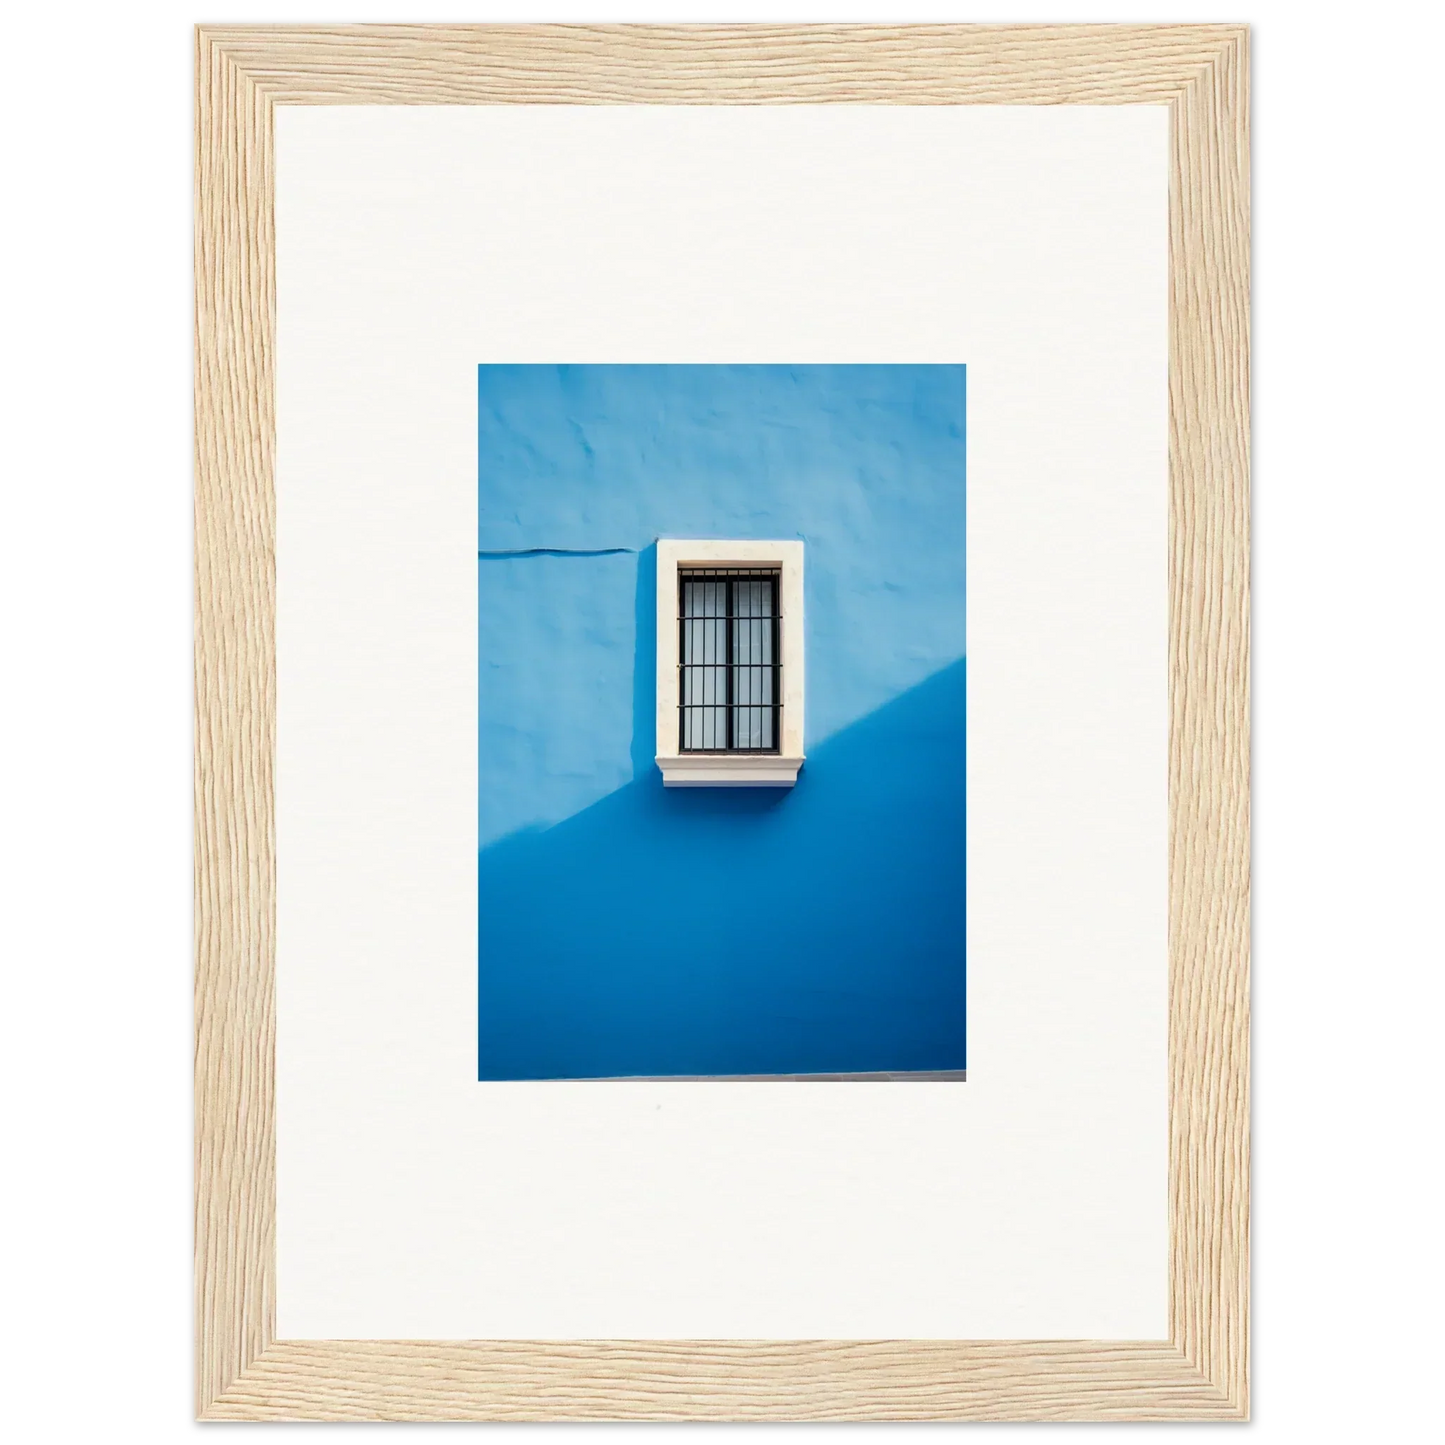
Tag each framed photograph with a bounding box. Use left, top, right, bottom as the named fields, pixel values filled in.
left=195, top=23, right=1248, bottom=1420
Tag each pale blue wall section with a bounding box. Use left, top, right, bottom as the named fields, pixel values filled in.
left=477, top=550, right=637, bottom=850
left=478, top=364, right=966, bottom=745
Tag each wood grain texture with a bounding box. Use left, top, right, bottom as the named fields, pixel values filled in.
left=204, top=1341, right=1240, bottom=1423
left=1166, top=25, right=1250, bottom=1415
left=194, top=22, right=1249, bottom=1422
left=194, top=24, right=276, bottom=1419
left=198, top=22, right=1243, bottom=105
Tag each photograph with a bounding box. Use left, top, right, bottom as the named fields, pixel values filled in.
left=476, top=364, right=968, bottom=1080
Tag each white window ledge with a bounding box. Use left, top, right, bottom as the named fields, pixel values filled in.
left=657, top=754, right=804, bottom=788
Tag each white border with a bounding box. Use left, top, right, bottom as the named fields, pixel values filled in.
left=276, top=104, right=1167, bottom=1341
left=656, top=539, right=804, bottom=785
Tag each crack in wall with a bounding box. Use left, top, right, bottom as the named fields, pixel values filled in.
left=478, top=547, right=636, bottom=559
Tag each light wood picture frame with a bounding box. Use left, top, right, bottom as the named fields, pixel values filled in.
left=195, top=23, right=1249, bottom=1421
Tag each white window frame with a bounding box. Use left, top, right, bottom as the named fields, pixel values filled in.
left=655, top=539, right=805, bottom=787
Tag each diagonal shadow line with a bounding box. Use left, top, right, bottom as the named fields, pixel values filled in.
left=479, top=656, right=966, bottom=1080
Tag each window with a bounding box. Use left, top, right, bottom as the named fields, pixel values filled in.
left=655, top=540, right=804, bottom=787
left=679, top=568, right=780, bottom=753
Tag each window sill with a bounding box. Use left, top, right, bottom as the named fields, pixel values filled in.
left=656, top=754, right=804, bottom=788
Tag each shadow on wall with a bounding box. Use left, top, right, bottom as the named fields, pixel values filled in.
left=630, top=541, right=657, bottom=777
left=478, top=654, right=967, bottom=1080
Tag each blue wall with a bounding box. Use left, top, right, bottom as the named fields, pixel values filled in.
left=478, top=365, right=966, bottom=1078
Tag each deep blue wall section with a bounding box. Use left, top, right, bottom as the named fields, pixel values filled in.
left=478, top=365, right=965, bottom=1078
left=478, top=661, right=967, bottom=1079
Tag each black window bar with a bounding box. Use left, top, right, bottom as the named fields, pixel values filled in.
left=679, top=567, right=782, bottom=753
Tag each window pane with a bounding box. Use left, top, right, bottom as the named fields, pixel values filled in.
left=680, top=571, right=779, bottom=752
left=682, top=579, right=727, bottom=749
left=731, top=578, right=774, bottom=750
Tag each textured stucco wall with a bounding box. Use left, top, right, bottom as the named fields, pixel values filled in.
left=478, top=364, right=966, bottom=1078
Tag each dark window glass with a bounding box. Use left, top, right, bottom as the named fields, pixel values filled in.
left=679, top=568, right=780, bottom=752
